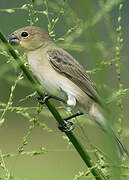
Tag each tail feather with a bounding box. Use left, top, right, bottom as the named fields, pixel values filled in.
left=88, top=103, right=129, bottom=159
left=112, top=129, right=129, bottom=158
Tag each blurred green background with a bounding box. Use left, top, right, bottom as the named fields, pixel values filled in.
left=0, top=0, right=129, bottom=179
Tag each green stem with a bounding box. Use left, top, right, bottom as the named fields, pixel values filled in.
left=0, top=31, right=106, bottom=180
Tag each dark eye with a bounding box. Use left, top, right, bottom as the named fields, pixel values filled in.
left=21, top=32, right=29, bottom=38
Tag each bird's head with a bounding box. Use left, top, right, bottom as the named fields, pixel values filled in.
left=8, top=26, right=52, bottom=51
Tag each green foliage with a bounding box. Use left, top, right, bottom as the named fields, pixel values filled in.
left=0, top=0, right=129, bottom=180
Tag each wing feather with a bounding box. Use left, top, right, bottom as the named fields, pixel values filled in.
left=47, top=48, right=100, bottom=103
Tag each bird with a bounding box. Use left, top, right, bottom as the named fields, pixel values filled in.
left=8, top=26, right=129, bottom=158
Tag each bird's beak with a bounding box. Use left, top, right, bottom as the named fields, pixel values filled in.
left=7, top=33, right=20, bottom=45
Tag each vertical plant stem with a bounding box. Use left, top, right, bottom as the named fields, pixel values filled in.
left=115, top=4, right=124, bottom=136
left=0, top=31, right=107, bottom=180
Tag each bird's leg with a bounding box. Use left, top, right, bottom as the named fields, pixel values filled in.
left=36, top=92, right=67, bottom=105
left=36, top=92, right=84, bottom=132
left=64, top=111, right=84, bottom=121
left=58, top=111, right=84, bottom=132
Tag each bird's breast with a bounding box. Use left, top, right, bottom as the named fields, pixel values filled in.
left=27, top=49, right=90, bottom=107
left=28, top=51, right=61, bottom=94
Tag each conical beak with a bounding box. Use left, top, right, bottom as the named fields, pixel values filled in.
left=7, top=33, right=20, bottom=45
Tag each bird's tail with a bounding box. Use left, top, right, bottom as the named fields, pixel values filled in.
left=88, top=103, right=129, bottom=159
left=112, top=129, right=129, bottom=158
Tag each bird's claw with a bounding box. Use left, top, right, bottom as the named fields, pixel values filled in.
left=38, top=95, right=50, bottom=104
left=58, top=121, right=74, bottom=132
left=36, top=93, right=51, bottom=105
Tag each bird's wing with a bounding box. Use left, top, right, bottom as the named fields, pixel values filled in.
left=47, top=47, right=100, bottom=103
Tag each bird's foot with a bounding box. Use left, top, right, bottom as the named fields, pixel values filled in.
left=58, top=112, right=83, bottom=132
left=35, top=92, right=48, bottom=104
left=58, top=120, right=73, bottom=132
left=36, top=93, right=51, bottom=105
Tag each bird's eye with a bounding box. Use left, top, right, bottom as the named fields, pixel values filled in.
left=21, top=32, right=29, bottom=38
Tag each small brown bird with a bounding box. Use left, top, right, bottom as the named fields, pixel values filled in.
left=8, top=26, right=128, bottom=158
